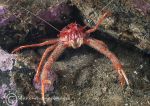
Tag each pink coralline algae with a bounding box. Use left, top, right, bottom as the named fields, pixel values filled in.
left=0, top=5, right=7, bottom=15
left=0, top=84, right=8, bottom=98
left=0, top=15, right=16, bottom=27
left=0, top=84, right=18, bottom=106
left=132, top=0, right=150, bottom=15
left=33, top=70, right=57, bottom=92
left=0, top=48, right=16, bottom=71
left=0, top=5, right=16, bottom=27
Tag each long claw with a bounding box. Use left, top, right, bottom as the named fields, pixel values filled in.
left=84, top=38, right=129, bottom=87
left=41, top=79, right=52, bottom=104
left=34, top=75, right=40, bottom=83
left=40, top=43, right=66, bottom=104
left=117, top=69, right=129, bottom=87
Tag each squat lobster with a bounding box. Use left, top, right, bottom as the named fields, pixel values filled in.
left=12, top=11, right=129, bottom=104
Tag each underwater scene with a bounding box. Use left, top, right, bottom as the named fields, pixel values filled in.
left=0, top=0, right=150, bottom=106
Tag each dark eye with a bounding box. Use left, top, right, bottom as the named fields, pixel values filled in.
left=60, top=14, right=67, bottom=20
left=77, top=24, right=81, bottom=27
left=63, top=16, right=66, bottom=19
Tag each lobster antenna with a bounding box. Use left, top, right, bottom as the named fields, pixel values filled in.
left=84, top=0, right=114, bottom=28
left=100, top=0, right=114, bottom=12
left=20, top=6, right=60, bottom=32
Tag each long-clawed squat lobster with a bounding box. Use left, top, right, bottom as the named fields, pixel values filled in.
left=12, top=4, right=129, bottom=104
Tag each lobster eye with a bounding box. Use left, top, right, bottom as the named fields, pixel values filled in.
left=60, top=14, right=67, bottom=20
left=77, top=24, right=81, bottom=28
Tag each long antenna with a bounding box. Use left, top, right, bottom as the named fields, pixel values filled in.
left=20, top=6, right=60, bottom=32
left=84, top=0, right=114, bottom=28
left=100, top=0, right=114, bottom=12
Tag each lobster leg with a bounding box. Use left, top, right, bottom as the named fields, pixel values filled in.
left=85, top=11, right=110, bottom=34
left=40, top=43, right=67, bottom=103
left=34, top=44, right=57, bottom=83
left=12, top=39, right=58, bottom=53
left=84, top=38, right=129, bottom=86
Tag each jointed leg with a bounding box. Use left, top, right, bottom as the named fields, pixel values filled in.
left=34, top=44, right=57, bottom=83
left=84, top=38, right=129, bottom=86
left=40, top=43, right=67, bottom=103
left=41, top=79, right=51, bottom=104
left=12, top=39, right=58, bottom=53
left=85, top=11, right=110, bottom=34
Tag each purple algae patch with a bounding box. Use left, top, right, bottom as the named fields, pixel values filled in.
left=35, top=2, right=73, bottom=24
left=0, top=5, right=7, bottom=15
left=0, top=83, right=18, bottom=106
left=0, top=84, right=8, bottom=99
left=0, top=5, right=16, bottom=27
left=132, top=0, right=150, bottom=15
left=0, top=48, right=16, bottom=71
